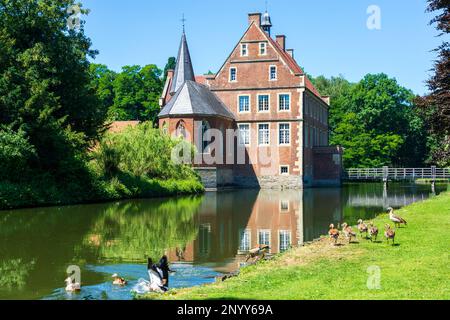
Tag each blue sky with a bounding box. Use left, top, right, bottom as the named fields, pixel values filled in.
left=81, top=0, right=441, bottom=95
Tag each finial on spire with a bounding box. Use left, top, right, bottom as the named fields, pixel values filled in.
left=181, top=14, right=186, bottom=33
left=265, top=0, right=268, bottom=12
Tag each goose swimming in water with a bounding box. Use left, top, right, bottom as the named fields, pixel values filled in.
left=112, top=273, right=127, bottom=286
left=65, top=277, right=81, bottom=293
left=388, top=207, right=407, bottom=228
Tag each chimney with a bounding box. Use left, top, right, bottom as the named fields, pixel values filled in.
left=287, top=49, right=294, bottom=58
left=248, top=13, right=261, bottom=27
left=167, top=69, right=174, bottom=80
left=276, top=35, right=286, bottom=51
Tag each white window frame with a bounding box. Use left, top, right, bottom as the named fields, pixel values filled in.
left=259, top=42, right=267, bottom=56
left=269, top=65, right=277, bottom=81
left=238, top=123, right=251, bottom=146
left=257, top=93, right=270, bottom=113
left=241, top=43, right=248, bottom=57
left=279, top=200, right=290, bottom=212
left=237, top=94, right=250, bottom=113
left=258, top=123, right=270, bottom=146
left=279, top=230, right=292, bottom=252
left=229, top=67, right=237, bottom=82
left=239, top=228, right=252, bottom=253
left=278, top=92, right=291, bottom=112
left=258, top=229, right=271, bottom=251
left=280, top=165, right=290, bottom=176
left=278, top=123, right=291, bottom=146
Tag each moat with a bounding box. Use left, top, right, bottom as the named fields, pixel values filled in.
left=0, top=183, right=446, bottom=300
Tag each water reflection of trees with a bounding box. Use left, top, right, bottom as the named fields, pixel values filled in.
left=79, top=197, right=203, bottom=262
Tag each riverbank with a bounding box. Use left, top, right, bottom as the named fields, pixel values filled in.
left=140, top=191, right=450, bottom=300
left=0, top=173, right=204, bottom=210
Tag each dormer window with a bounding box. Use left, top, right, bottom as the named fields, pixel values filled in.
left=259, top=42, right=267, bottom=55
left=241, top=44, right=248, bottom=56
left=230, top=67, right=237, bottom=82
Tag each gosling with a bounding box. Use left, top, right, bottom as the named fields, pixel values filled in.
left=328, top=224, right=340, bottom=245
left=368, top=222, right=379, bottom=242
left=341, top=223, right=357, bottom=244
left=384, top=224, right=396, bottom=245
left=357, top=219, right=369, bottom=239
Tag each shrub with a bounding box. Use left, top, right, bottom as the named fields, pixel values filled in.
left=0, top=127, right=36, bottom=180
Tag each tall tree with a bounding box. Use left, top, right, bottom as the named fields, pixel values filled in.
left=163, top=57, right=176, bottom=83
left=109, top=65, right=163, bottom=123
left=0, top=0, right=107, bottom=173
left=416, top=0, right=450, bottom=166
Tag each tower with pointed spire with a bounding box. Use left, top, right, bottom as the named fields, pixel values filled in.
left=170, top=32, right=195, bottom=95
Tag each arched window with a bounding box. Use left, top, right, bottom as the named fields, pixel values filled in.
left=201, top=120, right=211, bottom=153
left=176, top=120, right=187, bottom=138
left=162, top=122, right=168, bottom=135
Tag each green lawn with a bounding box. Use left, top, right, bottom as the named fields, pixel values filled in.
left=142, top=191, right=450, bottom=300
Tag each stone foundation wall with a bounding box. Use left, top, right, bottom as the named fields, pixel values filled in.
left=234, top=175, right=303, bottom=189
left=195, top=167, right=218, bottom=189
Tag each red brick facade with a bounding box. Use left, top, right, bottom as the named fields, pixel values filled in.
left=159, top=12, right=342, bottom=188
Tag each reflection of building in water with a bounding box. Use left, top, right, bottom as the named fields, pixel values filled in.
left=168, top=189, right=342, bottom=273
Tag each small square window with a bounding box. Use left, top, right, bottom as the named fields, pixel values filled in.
left=280, top=200, right=289, bottom=212
left=280, top=166, right=289, bottom=175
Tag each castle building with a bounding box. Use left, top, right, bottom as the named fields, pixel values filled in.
left=159, top=12, right=342, bottom=189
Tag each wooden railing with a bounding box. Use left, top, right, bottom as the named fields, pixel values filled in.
left=344, top=167, right=450, bottom=181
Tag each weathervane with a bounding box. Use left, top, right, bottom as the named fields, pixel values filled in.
left=181, top=14, right=186, bottom=33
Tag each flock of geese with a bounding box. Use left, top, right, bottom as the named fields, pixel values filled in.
left=329, top=207, right=408, bottom=246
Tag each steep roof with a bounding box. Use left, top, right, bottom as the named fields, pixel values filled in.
left=170, top=32, right=195, bottom=95
left=159, top=80, right=235, bottom=120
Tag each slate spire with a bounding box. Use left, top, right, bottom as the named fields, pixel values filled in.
left=170, top=31, right=195, bottom=95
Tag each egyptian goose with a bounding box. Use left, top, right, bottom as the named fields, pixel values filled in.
left=357, top=219, right=369, bottom=239
left=65, top=277, right=81, bottom=293
left=112, top=273, right=128, bottom=286
left=245, top=245, right=270, bottom=262
left=368, top=222, right=379, bottom=242
left=341, top=223, right=357, bottom=243
left=384, top=224, right=396, bottom=245
left=388, top=207, right=407, bottom=228
left=328, top=224, right=340, bottom=245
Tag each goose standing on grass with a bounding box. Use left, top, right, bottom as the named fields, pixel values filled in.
left=65, top=277, right=81, bottom=293
left=328, top=224, right=340, bottom=245
left=245, top=245, right=270, bottom=262
left=341, top=223, right=357, bottom=244
left=357, top=219, right=369, bottom=239
left=384, top=224, right=396, bottom=245
left=368, top=222, right=379, bottom=242
left=388, top=207, right=407, bottom=228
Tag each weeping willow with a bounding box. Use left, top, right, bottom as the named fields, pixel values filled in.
left=78, top=196, right=203, bottom=262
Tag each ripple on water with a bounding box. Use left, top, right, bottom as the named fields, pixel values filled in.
left=43, top=263, right=221, bottom=300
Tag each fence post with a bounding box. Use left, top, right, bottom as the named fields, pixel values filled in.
left=383, top=166, right=389, bottom=189
left=431, top=166, right=436, bottom=194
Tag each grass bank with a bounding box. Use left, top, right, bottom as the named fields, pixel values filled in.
left=141, top=191, right=450, bottom=300
left=0, top=173, right=204, bottom=210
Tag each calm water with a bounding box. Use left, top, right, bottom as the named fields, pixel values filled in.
left=0, top=183, right=446, bottom=300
